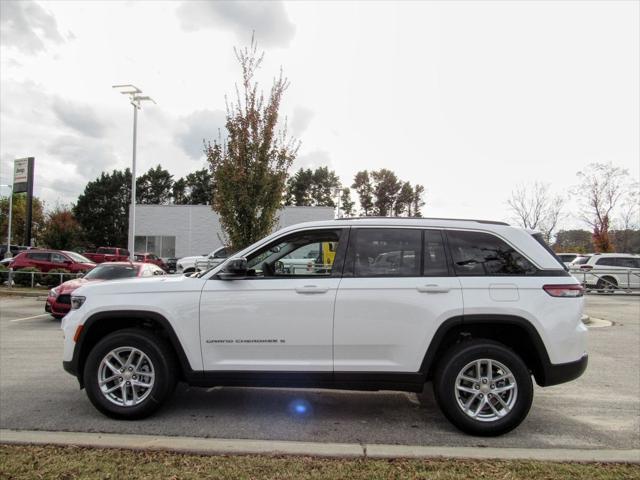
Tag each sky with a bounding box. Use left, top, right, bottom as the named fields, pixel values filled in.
left=1, top=0, right=638, bottom=228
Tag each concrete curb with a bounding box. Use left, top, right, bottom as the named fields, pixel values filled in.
left=1, top=430, right=638, bottom=463
left=0, top=289, right=47, bottom=298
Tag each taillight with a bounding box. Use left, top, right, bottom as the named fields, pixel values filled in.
left=543, top=284, right=584, bottom=297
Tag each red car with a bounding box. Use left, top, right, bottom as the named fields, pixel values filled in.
left=134, top=252, right=168, bottom=271
left=10, top=249, right=96, bottom=273
left=45, top=262, right=166, bottom=319
left=83, top=247, right=130, bottom=263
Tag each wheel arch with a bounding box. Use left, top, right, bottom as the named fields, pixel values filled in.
left=73, top=310, right=193, bottom=388
left=420, top=314, right=553, bottom=386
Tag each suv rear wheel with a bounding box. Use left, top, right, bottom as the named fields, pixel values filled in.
left=434, top=339, right=533, bottom=436
left=83, top=328, right=177, bottom=419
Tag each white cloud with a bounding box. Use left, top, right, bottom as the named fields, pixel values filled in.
left=176, top=0, right=295, bottom=47
left=290, top=106, right=314, bottom=136
left=52, top=97, right=109, bottom=138
left=175, top=109, right=227, bottom=159
left=0, top=0, right=65, bottom=54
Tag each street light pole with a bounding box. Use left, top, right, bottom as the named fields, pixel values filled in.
left=112, top=85, right=155, bottom=261
left=1, top=184, right=13, bottom=258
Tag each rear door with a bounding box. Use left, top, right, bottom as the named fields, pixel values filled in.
left=333, top=228, right=463, bottom=372
left=27, top=252, right=53, bottom=272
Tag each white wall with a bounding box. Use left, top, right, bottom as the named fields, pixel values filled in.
left=131, top=205, right=335, bottom=258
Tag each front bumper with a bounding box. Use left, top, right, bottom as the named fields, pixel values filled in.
left=539, top=354, right=588, bottom=386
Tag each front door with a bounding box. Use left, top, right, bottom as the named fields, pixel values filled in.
left=199, top=228, right=347, bottom=372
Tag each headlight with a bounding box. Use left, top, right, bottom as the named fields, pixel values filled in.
left=49, top=288, right=58, bottom=298
left=70, top=296, right=86, bottom=310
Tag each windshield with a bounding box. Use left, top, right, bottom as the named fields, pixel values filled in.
left=84, top=264, right=139, bottom=280
left=64, top=251, right=94, bottom=263
left=571, top=256, right=591, bottom=265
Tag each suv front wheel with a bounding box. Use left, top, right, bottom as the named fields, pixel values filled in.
left=434, top=339, right=533, bottom=436
left=83, top=328, right=177, bottom=419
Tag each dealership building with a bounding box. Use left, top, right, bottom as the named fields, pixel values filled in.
left=131, top=205, right=335, bottom=259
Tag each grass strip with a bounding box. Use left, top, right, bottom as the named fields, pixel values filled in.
left=1, top=445, right=638, bottom=480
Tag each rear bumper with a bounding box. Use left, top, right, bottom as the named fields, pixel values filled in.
left=539, top=354, right=588, bottom=387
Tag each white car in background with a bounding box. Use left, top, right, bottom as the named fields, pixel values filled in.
left=557, top=253, right=589, bottom=268
left=176, top=246, right=229, bottom=274
left=569, top=253, right=640, bottom=291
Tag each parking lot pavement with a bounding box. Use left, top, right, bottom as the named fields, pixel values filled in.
left=1, top=294, right=638, bottom=449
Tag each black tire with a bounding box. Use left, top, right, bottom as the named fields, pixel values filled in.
left=83, top=328, right=178, bottom=420
left=433, top=339, right=533, bottom=436
left=596, top=277, right=617, bottom=293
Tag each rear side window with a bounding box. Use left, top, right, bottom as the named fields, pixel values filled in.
left=354, top=229, right=421, bottom=277
left=121, top=249, right=130, bottom=257
left=423, top=230, right=449, bottom=276
left=447, top=230, right=537, bottom=276
left=613, top=258, right=640, bottom=268
left=595, top=258, right=617, bottom=266
left=98, top=247, right=116, bottom=255
left=27, top=252, right=50, bottom=261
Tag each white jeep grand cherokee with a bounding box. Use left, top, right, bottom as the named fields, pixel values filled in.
left=62, top=218, right=587, bottom=436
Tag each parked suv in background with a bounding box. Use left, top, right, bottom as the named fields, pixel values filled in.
left=134, top=253, right=168, bottom=271
left=556, top=252, right=589, bottom=268
left=83, top=247, right=130, bottom=264
left=61, top=218, right=587, bottom=436
left=176, top=246, right=229, bottom=274
left=10, top=250, right=96, bottom=273
left=569, top=253, right=640, bottom=291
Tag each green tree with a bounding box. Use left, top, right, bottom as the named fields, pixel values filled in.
left=41, top=205, right=84, bottom=250
left=352, top=170, right=374, bottom=216
left=74, top=169, right=131, bottom=248
left=136, top=165, right=173, bottom=205
left=184, top=168, right=213, bottom=204
left=339, top=187, right=355, bottom=217
left=412, top=184, right=425, bottom=217
left=311, top=167, right=340, bottom=207
left=371, top=169, right=401, bottom=216
left=172, top=178, right=187, bottom=205
left=206, top=38, right=298, bottom=251
left=285, top=167, right=340, bottom=207
left=285, top=168, right=314, bottom=206
left=0, top=194, right=45, bottom=246
left=553, top=230, right=594, bottom=253
left=394, top=182, right=414, bottom=216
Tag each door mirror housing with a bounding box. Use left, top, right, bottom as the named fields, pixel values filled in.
left=218, top=257, right=248, bottom=280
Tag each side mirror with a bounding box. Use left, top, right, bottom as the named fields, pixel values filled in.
left=218, top=257, right=247, bottom=280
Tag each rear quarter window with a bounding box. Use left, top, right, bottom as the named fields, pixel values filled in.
left=447, top=230, right=538, bottom=276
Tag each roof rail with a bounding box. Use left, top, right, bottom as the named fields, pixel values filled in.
left=335, top=216, right=510, bottom=226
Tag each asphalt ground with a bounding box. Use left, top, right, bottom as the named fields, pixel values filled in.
left=1, top=294, right=638, bottom=449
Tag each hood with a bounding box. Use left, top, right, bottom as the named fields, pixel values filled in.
left=73, top=273, right=203, bottom=298
left=56, top=277, right=102, bottom=294
left=177, top=255, right=208, bottom=264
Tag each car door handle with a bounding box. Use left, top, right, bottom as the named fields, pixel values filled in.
left=417, top=284, right=450, bottom=293
left=295, top=285, right=329, bottom=294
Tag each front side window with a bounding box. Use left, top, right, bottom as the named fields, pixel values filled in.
left=246, top=229, right=342, bottom=277
left=51, top=253, right=68, bottom=264
left=448, top=230, right=537, bottom=276
left=353, top=228, right=421, bottom=277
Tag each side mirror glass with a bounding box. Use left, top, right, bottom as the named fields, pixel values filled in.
left=218, top=257, right=247, bottom=280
